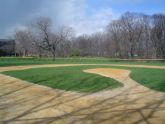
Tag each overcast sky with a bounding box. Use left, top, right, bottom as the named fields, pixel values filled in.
left=0, top=0, right=165, bottom=38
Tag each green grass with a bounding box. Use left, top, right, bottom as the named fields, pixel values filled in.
left=104, top=66, right=165, bottom=92
left=107, top=66, right=165, bottom=92
left=0, top=57, right=165, bottom=67
left=1, top=57, right=165, bottom=92
left=2, top=65, right=165, bottom=92
left=130, top=68, right=165, bottom=92
left=2, top=66, right=123, bottom=93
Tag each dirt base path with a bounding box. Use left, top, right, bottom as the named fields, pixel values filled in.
left=0, top=64, right=165, bottom=124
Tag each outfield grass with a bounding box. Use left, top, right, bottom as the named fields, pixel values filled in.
left=2, top=65, right=165, bottom=92
left=0, top=57, right=165, bottom=67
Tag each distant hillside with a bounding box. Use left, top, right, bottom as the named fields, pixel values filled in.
left=0, top=39, right=15, bottom=56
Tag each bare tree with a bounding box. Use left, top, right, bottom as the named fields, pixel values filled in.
left=31, top=17, right=74, bottom=59
left=14, top=29, right=34, bottom=56
left=12, top=12, right=165, bottom=59
left=106, top=12, right=153, bottom=59
left=151, top=14, right=165, bottom=58
left=56, top=27, right=74, bottom=57
left=106, top=20, right=124, bottom=58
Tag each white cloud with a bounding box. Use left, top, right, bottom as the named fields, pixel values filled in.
left=5, top=0, right=117, bottom=37
left=71, top=8, right=118, bottom=35
left=30, top=0, right=117, bottom=35
left=5, top=24, right=28, bottom=37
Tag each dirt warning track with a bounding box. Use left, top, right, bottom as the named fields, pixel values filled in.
left=0, top=64, right=165, bottom=124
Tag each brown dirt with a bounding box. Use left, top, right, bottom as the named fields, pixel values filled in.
left=0, top=64, right=165, bottom=124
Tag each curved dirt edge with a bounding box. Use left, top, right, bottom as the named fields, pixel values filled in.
left=83, top=68, right=165, bottom=98
left=0, top=63, right=165, bottom=73
left=0, top=64, right=165, bottom=99
left=1, top=64, right=165, bottom=97
left=0, top=64, right=165, bottom=124
left=0, top=65, right=132, bottom=100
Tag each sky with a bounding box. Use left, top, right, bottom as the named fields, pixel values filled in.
left=0, top=0, right=165, bottom=38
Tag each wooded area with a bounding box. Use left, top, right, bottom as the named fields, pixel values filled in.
left=13, top=12, right=165, bottom=59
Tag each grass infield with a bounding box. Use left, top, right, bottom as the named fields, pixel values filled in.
left=2, top=65, right=165, bottom=92
left=2, top=66, right=123, bottom=93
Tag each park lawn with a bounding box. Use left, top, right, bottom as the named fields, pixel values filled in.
left=0, top=57, right=165, bottom=67
left=2, top=65, right=165, bottom=92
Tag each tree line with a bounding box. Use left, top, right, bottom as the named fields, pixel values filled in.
left=14, top=12, right=165, bottom=59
